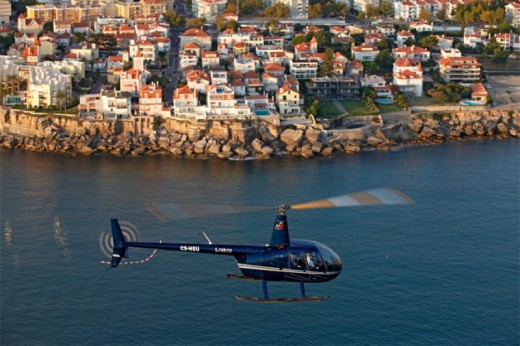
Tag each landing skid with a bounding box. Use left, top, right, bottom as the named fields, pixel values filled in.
left=230, top=278, right=330, bottom=303
left=225, top=273, right=261, bottom=281
left=236, top=295, right=329, bottom=303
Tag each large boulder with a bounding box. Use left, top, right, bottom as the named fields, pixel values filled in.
left=305, top=127, right=323, bottom=144
left=234, top=146, right=249, bottom=158
left=280, top=128, right=304, bottom=147
left=193, top=139, right=207, bottom=154
left=251, top=138, right=264, bottom=153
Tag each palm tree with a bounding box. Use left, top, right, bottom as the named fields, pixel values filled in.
left=0, top=85, right=6, bottom=106
left=56, top=90, right=67, bottom=111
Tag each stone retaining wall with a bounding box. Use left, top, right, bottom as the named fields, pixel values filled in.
left=1, top=106, right=518, bottom=159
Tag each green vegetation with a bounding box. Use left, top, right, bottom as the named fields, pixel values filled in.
left=378, top=103, right=403, bottom=114
left=163, top=11, right=186, bottom=28
left=426, top=83, right=472, bottom=103
left=408, top=97, right=441, bottom=107
left=319, top=101, right=343, bottom=118
left=341, top=101, right=377, bottom=116
left=318, top=48, right=335, bottom=77
left=264, top=2, right=290, bottom=19
left=186, top=17, right=207, bottom=28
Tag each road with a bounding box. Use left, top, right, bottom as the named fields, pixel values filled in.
left=164, top=0, right=187, bottom=105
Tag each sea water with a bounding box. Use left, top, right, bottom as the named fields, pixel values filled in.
left=1, top=140, right=518, bottom=345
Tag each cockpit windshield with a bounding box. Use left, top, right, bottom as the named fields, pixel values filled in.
left=315, top=242, right=342, bottom=272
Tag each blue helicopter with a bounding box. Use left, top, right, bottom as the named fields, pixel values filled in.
left=107, top=188, right=413, bottom=302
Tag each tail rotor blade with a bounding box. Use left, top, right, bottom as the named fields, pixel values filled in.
left=290, top=188, right=414, bottom=210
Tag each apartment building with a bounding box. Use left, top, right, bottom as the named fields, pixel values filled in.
left=505, top=3, right=520, bottom=27
left=79, top=89, right=133, bottom=120
left=192, top=0, right=227, bottom=22
left=439, top=56, right=481, bottom=84
left=26, top=64, right=72, bottom=109
left=289, top=60, right=318, bottom=79
left=306, top=75, right=360, bottom=100
left=116, top=0, right=166, bottom=20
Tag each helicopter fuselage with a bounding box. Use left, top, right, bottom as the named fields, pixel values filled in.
left=123, top=239, right=342, bottom=283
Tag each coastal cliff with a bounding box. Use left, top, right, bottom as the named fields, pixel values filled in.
left=1, top=107, right=518, bottom=159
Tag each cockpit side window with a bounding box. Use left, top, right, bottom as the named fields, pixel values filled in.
left=304, top=251, right=323, bottom=271
left=289, top=252, right=305, bottom=269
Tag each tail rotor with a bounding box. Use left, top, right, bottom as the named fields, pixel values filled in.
left=99, top=219, right=157, bottom=267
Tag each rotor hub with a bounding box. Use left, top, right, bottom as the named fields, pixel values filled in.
left=278, top=204, right=289, bottom=215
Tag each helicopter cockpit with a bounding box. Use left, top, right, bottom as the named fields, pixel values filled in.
left=288, top=240, right=342, bottom=273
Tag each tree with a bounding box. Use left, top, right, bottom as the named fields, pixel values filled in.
left=308, top=4, right=322, bottom=19
left=292, top=35, right=308, bottom=46
left=43, top=21, right=53, bottom=33
left=404, top=37, right=416, bottom=47
left=379, top=1, right=393, bottom=18
left=0, top=86, right=6, bottom=105
left=318, top=48, right=335, bottom=77
left=324, top=2, right=337, bottom=17
left=306, top=98, right=320, bottom=116
left=187, top=17, right=207, bottom=28
left=56, top=90, right=67, bottom=111
left=362, top=86, right=377, bottom=101
left=164, top=11, right=185, bottom=28
left=357, top=11, right=366, bottom=21
left=362, top=61, right=380, bottom=74
left=239, top=0, right=264, bottom=15
left=418, top=8, right=432, bottom=23
left=492, top=8, right=505, bottom=25
left=365, top=4, right=379, bottom=19
left=72, top=32, right=86, bottom=44
left=375, top=50, right=394, bottom=72
left=420, top=35, right=438, bottom=51
left=264, top=2, right=290, bottom=19
left=225, top=2, right=237, bottom=14
left=436, top=8, right=447, bottom=22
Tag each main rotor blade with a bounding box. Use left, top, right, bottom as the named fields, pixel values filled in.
left=290, top=188, right=414, bottom=210
left=147, top=203, right=275, bottom=221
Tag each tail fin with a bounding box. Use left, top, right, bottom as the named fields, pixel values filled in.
left=110, top=218, right=128, bottom=267
left=270, top=214, right=290, bottom=248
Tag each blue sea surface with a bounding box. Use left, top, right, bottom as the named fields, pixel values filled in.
left=1, top=140, right=518, bottom=345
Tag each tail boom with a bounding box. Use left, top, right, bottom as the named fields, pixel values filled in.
left=110, top=218, right=128, bottom=267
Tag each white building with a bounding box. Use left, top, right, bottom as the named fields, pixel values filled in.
left=506, top=3, right=520, bottom=28
left=192, top=0, right=227, bottom=23
left=279, top=0, right=308, bottom=19
left=352, top=0, right=379, bottom=13
left=393, top=58, right=423, bottom=97
left=351, top=44, right=380, bottom=62
left=289, top=59, right=318, bottom=79
left=79, top=90, right=132, bottom=120
left=26, top=64, right=73, bottom=109
left=392, top=45, right=430, bottom=63
left=39, top=60, right=85, bottom=83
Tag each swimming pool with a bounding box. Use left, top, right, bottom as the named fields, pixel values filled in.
left=254, top=110, right=271, bottom=116
left=462, top=100, right=485, bottom=106
left=375, top=99, right=394, bottom=104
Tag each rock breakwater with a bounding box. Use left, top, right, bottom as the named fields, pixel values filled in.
left=1, top=107, right=518, bottom=159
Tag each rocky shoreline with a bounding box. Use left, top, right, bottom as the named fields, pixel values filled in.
left=1, top=107, right=518, bottom=159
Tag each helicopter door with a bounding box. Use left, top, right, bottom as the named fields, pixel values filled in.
left=289, top=252, right=306, bottom=271
left=304, top=250, right=324, bottom=272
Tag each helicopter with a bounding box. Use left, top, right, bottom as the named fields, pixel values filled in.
left=106, top=187, right=414, bottom=302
